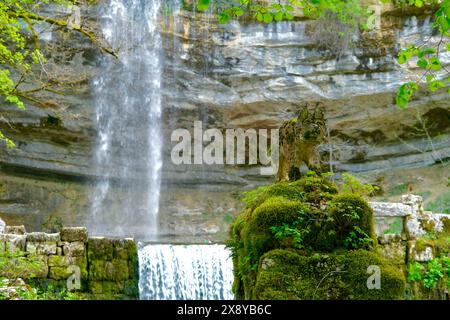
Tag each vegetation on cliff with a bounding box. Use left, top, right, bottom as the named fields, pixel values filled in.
left=196, top=0, right=450, bottom=108
left=406, top=220, right=450, bottom=299
left=0, top=0, right=113, bottom=148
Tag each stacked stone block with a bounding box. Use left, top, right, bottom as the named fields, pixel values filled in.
left=87, top=237, right=139, bottom=299
left=0, top=222, right=139, bottom=300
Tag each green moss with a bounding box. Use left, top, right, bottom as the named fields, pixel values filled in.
left=434, top=236, right=450, bottom=256
left=88, top=259, right=130, bottom=281
left=249, top=197, right=308, bottom=231
left=414, top=238, right=435, bottom=253
left=291, top=175, right=339, bottom=195
left=441, top=217, right=450, bottom=235
left=242, top=175, right=338, bottom=211
left=47, top=255, right=88, bottom=280
left=422, top=219, right=436, bottom=233
left=102, top=281, right=125, bottom=294
left=230, top=174, right=384, bottom=299
left=242, top=183, right=304, bottom=210
left=89, top=260, right=110, bottom=281
left=254, top=249, right=405, bottom=300
left=87, top=238, right=114, bottom=261
left=123, top=279, right=139, bottom=298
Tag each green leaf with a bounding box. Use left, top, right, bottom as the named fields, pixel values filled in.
left=285, top=12, right=294, bottom=20
left=396, top=82, right=418, bottom=108
left=285, top=5, right=294, bottom=12
left=398, top=53, right=407, bottom=64
left=275, top=11, right=284, bottom=22
left=263, top=12, right=273, bottom=23
left=197, top=0, right=210, bottom=12
left=429, top=80, right=445, bottom=92
left=233, top=7, right=244, bottom=17
left=429, top=57, right=442, bottom=71
left=417, top=58, right=428, bottom=68
left=218, top=12, right=230, bottom=24
left=256, top=11, right=263, bottom=22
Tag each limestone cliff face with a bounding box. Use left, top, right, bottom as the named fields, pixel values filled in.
left=0, top=2, right=448, bottom=241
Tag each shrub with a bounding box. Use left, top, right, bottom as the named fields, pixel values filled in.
left=328, top=193, right=377, bottom=250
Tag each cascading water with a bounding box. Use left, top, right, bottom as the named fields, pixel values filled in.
left=90, top=0, right=234, bottom=300
left=89, top=0, right=163, bottom=239
left=139, top=244, right=234, bottom=300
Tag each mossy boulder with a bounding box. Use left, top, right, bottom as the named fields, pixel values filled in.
left=243, top=174, right=338, bottom=211
left=254, top=249, right=405, bottom=300
left=230, top=174, right=383, bottom=300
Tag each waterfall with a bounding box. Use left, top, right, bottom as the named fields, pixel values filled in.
left=89, top=0, right=234, bottom=300
left=89, top=0, right=163, bottom=239
left=138, top=244, right=234, bottom=300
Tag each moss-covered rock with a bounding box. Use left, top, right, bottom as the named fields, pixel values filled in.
left=254, top=249, right=405, bottom=300
left=441, top=216, right=450, bottom=235
left=243, top=174, right=338, bottom=211
left=229, top=173, right=392, bottom=300
left=87, top=237, right=114, bottom=261
left=89, top=259, right=130, bottom=281
left=60, top=227, right=88, bottom=243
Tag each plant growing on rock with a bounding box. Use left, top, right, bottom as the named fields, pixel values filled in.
left=408, top=256, right=450, bottom=290
left=395, top=0, right=450, bottom=107
left=0, top=0, right=115, bottom=148
left=0, top=250, right=44, bottom=284
left=339, top=172, right=380, bottom=197
left=197, top=0, right=449, bottom=108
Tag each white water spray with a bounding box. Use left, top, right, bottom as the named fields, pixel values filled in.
left=139, top=244, right=234, bottom=300
left=90, top=0, right=163, bottom=239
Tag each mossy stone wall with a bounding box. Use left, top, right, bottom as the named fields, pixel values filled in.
left=0, top=226, right=139, bottom=300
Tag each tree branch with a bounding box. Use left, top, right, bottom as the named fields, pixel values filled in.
left=11, top=11, right=118, bottom=59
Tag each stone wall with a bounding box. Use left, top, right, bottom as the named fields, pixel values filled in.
left=371, top=194, right=449, bottom=299
left=371, top=194, right=449, bottom=259
left=0, top=222, right=139, bottom=300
